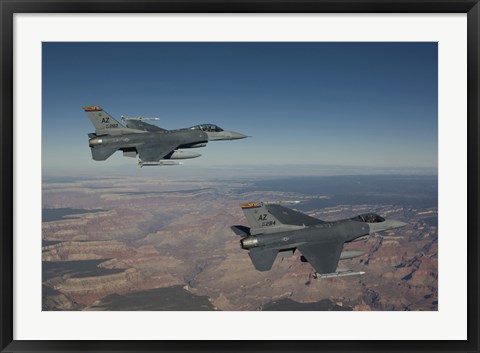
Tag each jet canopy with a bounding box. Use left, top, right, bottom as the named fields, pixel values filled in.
left=351, top=213, right=385, bottom=223
left=190, top=124, right=224, bottom=132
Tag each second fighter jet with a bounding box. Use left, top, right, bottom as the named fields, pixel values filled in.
left=84, top=106, right=248, bottom=167
left=232, top=202, right=407, bottom=279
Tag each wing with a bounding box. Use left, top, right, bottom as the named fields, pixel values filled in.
left=265, top=204, right=325, bottom=226
left=298, top=242, right=344, bottom=274
left=137, top=143, right=180, bottom=162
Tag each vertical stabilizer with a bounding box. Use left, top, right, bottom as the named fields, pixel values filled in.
left=240, top=202, right=312, bottom=235
left=83, top=106, right=130, bottom=136
left=241, top=203, right=282, bottom=229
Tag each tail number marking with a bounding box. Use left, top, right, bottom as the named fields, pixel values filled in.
left=261, top=220, right=276, bottom=227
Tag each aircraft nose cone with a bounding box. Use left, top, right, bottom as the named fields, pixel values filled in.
left=389, top=220, right=408, bottom=229
left=228, top=131, right=249, bottom=140
left=205, top=130, right=249, bottom=141
left=368, top=219, right=408, bottom=233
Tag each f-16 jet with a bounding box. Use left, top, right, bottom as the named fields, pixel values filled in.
left=231, top=202, right=407, bottom=279
left=83, top=106, right=248, bottom=167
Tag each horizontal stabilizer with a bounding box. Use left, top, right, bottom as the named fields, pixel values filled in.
left=231, top=225, right=251, bottom=237
left=90, top=146, right=117, bottom=161
left=248, top=248, right=278, bottom=271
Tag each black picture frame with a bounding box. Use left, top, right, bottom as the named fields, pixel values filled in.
left=1, top=1, right=479, bottom=352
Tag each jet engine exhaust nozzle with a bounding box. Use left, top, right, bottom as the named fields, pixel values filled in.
left=88, top=137, right=103, bottom=147
left=240, top=236, right=258, bottom=249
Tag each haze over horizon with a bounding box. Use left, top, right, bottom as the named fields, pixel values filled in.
left=42, top=42, right=437, bottom=177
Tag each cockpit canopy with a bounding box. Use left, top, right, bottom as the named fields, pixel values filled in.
left=351, top=213, right=385, bottom=223
left=190, top=124, right=224, bottom=132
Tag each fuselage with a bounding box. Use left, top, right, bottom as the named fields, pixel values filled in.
left=241, top=219, right=370, bottom=252
left=89, top=129, right=208, bottom=152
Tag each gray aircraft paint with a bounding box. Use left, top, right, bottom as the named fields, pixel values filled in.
left=84, top=107, right=143, bottom=136
left=88, top=128, right=208, bottom=161
left=233, top=202, right=407, bottom=276
left=83, top=106, right=247, bottom=165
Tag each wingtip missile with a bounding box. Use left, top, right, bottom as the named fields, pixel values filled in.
left=263, top=200, right=302, bottom=205
left=121, top=115, right=161, bottom=121
left=314, top=270, right=366, bottom=279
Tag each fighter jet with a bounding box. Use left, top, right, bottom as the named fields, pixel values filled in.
left=231, top=202, right=407, bottom=279
left=83, top=106, right=248, bottom=167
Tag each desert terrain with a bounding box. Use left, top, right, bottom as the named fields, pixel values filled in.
left=42, top=174, right=438, bottom=311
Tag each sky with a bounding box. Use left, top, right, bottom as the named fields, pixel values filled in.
left=42, top=42, right=437, bottom=177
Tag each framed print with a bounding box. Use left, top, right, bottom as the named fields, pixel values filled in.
left=1, top=1, right=479, bottom=352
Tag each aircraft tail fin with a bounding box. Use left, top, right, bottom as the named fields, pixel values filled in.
left=240, top=202, right=308, bottom=235
left=83, top=106, right=127, bottom=136
left=240, top=203, right=282, bottom=230
left=240, top=202, right=323, bottom=235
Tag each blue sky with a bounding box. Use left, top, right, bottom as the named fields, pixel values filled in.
left=42, top=42, right=437, bottom=177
